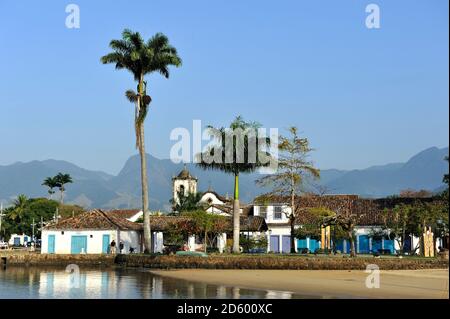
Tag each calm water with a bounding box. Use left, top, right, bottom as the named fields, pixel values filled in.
left=0, top=266, right=300, bottom=299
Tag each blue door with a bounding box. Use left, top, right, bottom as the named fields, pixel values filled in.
left=282, top=236, right=291, bottom=253
left=358, top=235, right=369, bottom=254
left=102, top=234, right=110, bottom=254
left=270, top=235, right=280, bottom=253
left=335, top=240, right=344, bottom=252
left=309, top=238, right=320, bottom=253
left=404, top=237, right=412, bottom=252
left=71, top=236, right=87, bottom=254
left=309, top=239, right=319, bottom=253
left=372, top=239, right=382, bottom=253
left=48, top=235, right=55, bottom=254
left=297, top=238, right=308, bottom=251
left=13, top=237, right=21, bottom=246
left=383, top=239, right=394, bottom=254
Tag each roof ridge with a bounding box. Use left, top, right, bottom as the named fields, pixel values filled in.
left=97, top=209, right=121, bottom=229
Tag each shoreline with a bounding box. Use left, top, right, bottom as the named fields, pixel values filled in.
left=2, top=252, right=448, bottom=271
left=150, top=269, right=449, bottom=299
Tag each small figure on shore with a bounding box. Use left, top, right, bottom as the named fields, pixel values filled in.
left=119, top=241, right=124, bottom=254
left=110, top=240, right=116, bottom=254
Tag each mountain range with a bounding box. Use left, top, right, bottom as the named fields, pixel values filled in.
left=0, top=146, right=448, bottom=211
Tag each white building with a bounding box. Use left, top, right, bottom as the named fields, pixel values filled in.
left=41, top=209, right=143, bottom=254
left=252, top=204, right=295, bottom=253
left=8, top=233, right=32, bottom=246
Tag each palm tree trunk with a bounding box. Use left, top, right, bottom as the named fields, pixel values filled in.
left=232, top=173, right=240, bottom=254
left=137, top=75, right=152, bottom=254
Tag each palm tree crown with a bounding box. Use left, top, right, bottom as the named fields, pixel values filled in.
left=196, top=116, right=272, bottom=176
left=101, top=29, right=182, bottom=146
left=42, top=177, right=58, bottom=198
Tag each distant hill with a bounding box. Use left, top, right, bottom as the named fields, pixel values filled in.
left=0, top=147, right=448, bottom=210
left=324, top=147, right=449, bottom=197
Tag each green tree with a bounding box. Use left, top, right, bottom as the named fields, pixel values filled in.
left=382, top=201, right=448, bottom=255
left=8, top=194, right=28, bottom=222
left=42, top=177, right=58, bottom=200
left=186, top=210, right=225, bottom=253
left=1, top=197, right=82, bottom=241
left=170, top=191, right=203, bottom=214
left=54, top=173, right=73, bottom=204
left=196, top=116, right=272, bottom=253
left=381, top=204, right=414, bottom=253
left=101, top=29, right=181, bottom=253
left=256, top=127, right=320, bottom=253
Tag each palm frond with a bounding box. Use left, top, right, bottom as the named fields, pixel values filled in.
left=125, top=89, right=138, bottom=103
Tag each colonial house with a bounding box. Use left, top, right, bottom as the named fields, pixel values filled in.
left=250, top=195, right=445, bottom=255
left=41, top=209, right=142, bottom=254
left=149, top=214, right=267, bottom=253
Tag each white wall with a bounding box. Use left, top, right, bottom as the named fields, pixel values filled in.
left=205, top=206, right=230, bottom=216
left=153, top=232, right=163, bottom=253
left=173, top=179, right=197, bottom=204
left=254, top=205, right=291, bottom=224
left=199, top=192, right=225, bottom=205
left=266, top=225, right=295, bottom=253
left=119, top=230, right=142, bottom=254
left=41, top=229, right=142, bottom=254
left=8, top=233, right=31, bottom=246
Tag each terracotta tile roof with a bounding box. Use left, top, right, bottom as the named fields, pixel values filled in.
left=255, top=194, right=442, bottom=226
left=45, top=209, right=142, bottom=231
left=148, top=215, right=267, bottom=233
left=105, top=209, right=141, bottom=220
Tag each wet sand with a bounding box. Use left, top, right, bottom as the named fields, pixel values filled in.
left=150, top=269, right=449, bottom=299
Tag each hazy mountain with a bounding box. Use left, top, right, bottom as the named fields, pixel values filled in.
left=0, top=147, right=447, bottom=210
left=325, top=147, right=448, bottom=197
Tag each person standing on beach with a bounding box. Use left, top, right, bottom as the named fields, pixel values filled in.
left=110, top=240, right=116, bottom=254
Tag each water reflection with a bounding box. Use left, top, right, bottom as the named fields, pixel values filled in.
left=0, top=266, right=300, bottom=299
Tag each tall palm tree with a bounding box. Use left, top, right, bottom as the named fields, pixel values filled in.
left=54, top=173, right=73, bottom=204
left=196, top=116, right=272, bottom=253
left=101, top=29, right=181, bottom=253
left=42, top=177, right=58, bottom=200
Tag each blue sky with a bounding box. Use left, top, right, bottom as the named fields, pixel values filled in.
left=0, top=0, right=448, bottom=174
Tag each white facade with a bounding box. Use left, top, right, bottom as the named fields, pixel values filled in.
left=199, top=192, right=226, bottom=206
left=41, top=229, right=141, bottom=254
left=153, top=232, right=164, bottom=253
left=253, top=204, right=291, bottom=224
left=8, top=233, right=31, bottom=246
left=254, top=204, right=294, bottom=253
left=172, top=167, right=198, bottom=205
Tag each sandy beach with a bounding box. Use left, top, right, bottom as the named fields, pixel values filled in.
left=150, top=269, right=449, bottom=299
